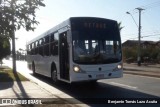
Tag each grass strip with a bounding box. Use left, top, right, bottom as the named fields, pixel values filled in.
left=0, top=68, right=29, bottom=82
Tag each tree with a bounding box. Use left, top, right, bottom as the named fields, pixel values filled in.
left=0, top=0, right=45, bottom=37
left=0, top=0, right=45, bottom=72
left=118, top=22, right=124, bottom=32
left=0, top=36, right=10, bottom=61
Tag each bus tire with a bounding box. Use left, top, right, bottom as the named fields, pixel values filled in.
left=51, top=68, right=58, bottom=84
left=89, top=80, right=97, bottom=84
left=32, top=62, right=36, bottom=75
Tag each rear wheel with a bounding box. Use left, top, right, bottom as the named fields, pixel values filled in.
left=32, top=62, right=36, bottom=75
left=51, top=69, right=58, bottom=84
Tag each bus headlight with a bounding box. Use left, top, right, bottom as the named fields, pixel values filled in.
left=113, top=63, right=123, bottom=71
left=117, top=64, right=122, bottom=69
left=73, top=66, right=80, bottom=72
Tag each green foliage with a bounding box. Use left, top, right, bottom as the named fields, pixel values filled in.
left=157, top=53, right=160, bottom=63
left=118, top=22, right=124, bottom=32
left=0, top=68, right=29, bottom=82
left=141, top=48, right=151, bottom=58
left=0, top=36, right=10, bottom=60
left=123, top=45, right=160, bottom=63
left=0, top=0, right=45, bottom=38
left=123, top=46, right=137, bottom=62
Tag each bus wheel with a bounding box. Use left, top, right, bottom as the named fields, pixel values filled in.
left=32, top=62, right=36, bottom=75
left=51, top=69, right=58, bottom=84
left=89, top=80, right=97, bottom=85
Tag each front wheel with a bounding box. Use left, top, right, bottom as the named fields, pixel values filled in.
left=89, top=80, right=98, bottom=85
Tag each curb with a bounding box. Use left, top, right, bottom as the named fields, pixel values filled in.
left=123, top=68, right=160, bottom=73
left=123, top=70, right=160, bottom=78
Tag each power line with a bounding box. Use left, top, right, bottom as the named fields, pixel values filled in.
left=126, top=1, right=160, bottom=18
left=123, top=33, right=160, bottom=40
left=113, top=0, right=160, bottom=27
left=141, top=0, right=160, bottom=10
left=141, top=33, right=160, bottom=38
left=123, top=31, right=160, bottom=36
left=123, top=1, right=160, bottom=42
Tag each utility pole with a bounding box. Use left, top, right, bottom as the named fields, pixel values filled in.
left=136, top=7, right=144, bottom=66
left=11, top=0, right=17, bottom=72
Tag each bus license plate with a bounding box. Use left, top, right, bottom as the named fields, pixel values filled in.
left=96, top=74, right=104, bottom=78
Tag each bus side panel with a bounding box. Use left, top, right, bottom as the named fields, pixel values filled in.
left=33, top=55, right=59, bottom=78
left=26, top=55, right=32, bottom=70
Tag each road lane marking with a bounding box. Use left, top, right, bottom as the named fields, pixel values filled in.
left=109, top=82, right=138, bottom=89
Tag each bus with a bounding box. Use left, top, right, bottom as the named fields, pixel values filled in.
left=26, top=17, right=123, bottom=83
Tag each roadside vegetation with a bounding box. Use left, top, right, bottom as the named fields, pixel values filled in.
left=0, top=36, right=10, bottom=63
left=0, top=0, right=45, bottom=72
left=0, top=67, right=28, bottom=82
left=123, top=46, right=160, bottom=64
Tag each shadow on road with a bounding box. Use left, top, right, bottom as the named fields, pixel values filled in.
left=32, top=74, right=160, bottom=107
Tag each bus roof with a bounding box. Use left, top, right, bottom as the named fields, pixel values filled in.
left=27, top=17, right=118, bottom=45
left=27, top=18, right=70, bottom=45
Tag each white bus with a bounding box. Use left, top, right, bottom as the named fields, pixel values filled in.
left=26, top=17, right=123, bottom=83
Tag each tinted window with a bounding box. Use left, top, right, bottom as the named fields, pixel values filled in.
left=50, top=32, right=59, bottom=56
left=71, top=18, right=121, bottom=64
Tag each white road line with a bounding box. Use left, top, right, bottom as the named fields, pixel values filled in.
left=109, top=82, right=138, bottom=89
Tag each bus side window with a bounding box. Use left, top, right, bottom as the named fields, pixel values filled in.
left=44, top=36, right=50, bottom=56
left=31, top=43, right=35, bottom=55
left=54, top=32, right=59, bottom=41
left=53, top=42, right=58, bottom=55
left=39, top=39, right=44, bottom=56
left=50, top=33, right=54, bottom=55
left=50, top=32, right=58, bottom=56
left=54, top=32, right=59, bottom=55
left=35, top=41, right=39, bottom=54
left=45, top=36, right=49, bottom=44
left=50, top=33, right=54, bottom=42
left=27, top=45, right=31, bottom=55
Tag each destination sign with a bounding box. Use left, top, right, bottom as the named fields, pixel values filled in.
left=84, top=22, right=106, bottom=29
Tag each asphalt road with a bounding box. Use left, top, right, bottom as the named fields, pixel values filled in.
left=3, top=60, right=160, bottom=107
left=30, top=73, right=160, bottom=107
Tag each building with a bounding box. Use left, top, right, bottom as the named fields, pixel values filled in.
left=122, top=40, right=158, bottom=49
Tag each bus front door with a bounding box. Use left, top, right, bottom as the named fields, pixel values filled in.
left=59, top=31, right=70, bottom=81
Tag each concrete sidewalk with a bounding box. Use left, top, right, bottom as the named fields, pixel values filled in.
left=0, top=81, right=54, bottom=98
left=0, top=82, right=77, bottom=107
left=0, top=65, right=54, bottom=98
left=123, top=63, right=160, bottom=78
left=0, top=65, right=79, bottom=107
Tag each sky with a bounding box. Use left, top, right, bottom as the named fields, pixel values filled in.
left=15, top=0, right=160, bottom=50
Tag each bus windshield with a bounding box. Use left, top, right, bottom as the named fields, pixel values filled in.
left=71, top=19, right=122, bottom=64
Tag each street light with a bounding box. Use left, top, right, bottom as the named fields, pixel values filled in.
left=126, top=12, right=138, bottom=28
left=126, top=8, right=144, bottom=66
